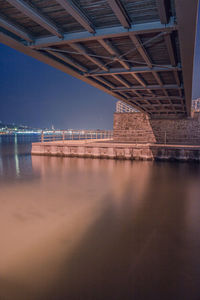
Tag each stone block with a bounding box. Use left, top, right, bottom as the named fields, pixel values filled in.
left=113, top=112, right=200, bottom=145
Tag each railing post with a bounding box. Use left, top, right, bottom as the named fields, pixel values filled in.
left=43, top=129, right=113, bottom=142
left=41, top=130, right=44, bottom=143
left=62, top=131, right=65, bottom=142
left=164, top=131, right=167, bottom=145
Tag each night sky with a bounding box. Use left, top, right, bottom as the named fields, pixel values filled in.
left=0, top=44, right=116, bottom=130
left=0, top=9, right=200, bottom=130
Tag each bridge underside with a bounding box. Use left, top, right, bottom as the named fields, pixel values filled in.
left=0, top=0, right=198, bottom=118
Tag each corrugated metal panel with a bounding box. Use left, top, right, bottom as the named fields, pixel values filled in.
left=168, top=89, right=180, bottom=96
left=110, top=36, right=146, bottom=67
left=103, top=75, right=123, bottom=86
left=141, top=34, right=170, bottom=65
left=121, top=0, right=160, bottom=24
left=32, top=0, right=84, bottom=32
left=0, top=0, right=49, bottom=36
left=78, top=0, right=121, bottom=28
left=122, top=74, right=139, bottom=85
left=141, top=72, right=157, bottom=85
left=100, top=75, right=118, bottom=86
left=158, top=71, right=176, bottom=85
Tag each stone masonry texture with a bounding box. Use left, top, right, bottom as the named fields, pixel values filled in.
left=113, top=112, right=200, bottom=145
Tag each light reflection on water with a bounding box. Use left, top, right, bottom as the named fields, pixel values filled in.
left=0, top=136, right=200, bottom=300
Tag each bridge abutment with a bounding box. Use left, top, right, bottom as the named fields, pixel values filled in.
left=113, top=112, right=200, bottom=145
left=31, top=112, right=200, bottom=162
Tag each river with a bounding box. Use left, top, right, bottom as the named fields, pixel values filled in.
left=0, top=135, right=200, bottom=300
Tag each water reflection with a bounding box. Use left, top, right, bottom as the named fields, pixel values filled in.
left=0, top=138, right=200, bottom=299
left=14, top=135, right=20, bottom=177
left=0, top=135, right=39, bottom=182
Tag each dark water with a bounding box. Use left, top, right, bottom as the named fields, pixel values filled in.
left=0, top=135, right=200, bottom=300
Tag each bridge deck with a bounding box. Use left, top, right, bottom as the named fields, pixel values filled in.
left=0, top=0, right=199, bottom=117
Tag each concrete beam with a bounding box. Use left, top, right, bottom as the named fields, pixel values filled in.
left=91, top=76, right=115, bottom=89
left=128, top=96, right=184, bottom=101
left=131, top=73, right=146, bottom=87
left=70, top=42, right=109, bottom=71
left=164, top=33, right=176, bottom=66
left=112, top=84, right=182, bottom=91
left=32, top=19, right=177, bottom=48
left=0, top=13, right=33, bottom=42
left=55, top=0, right=95, bottom=33
left=163, top=33, right=183, bottom=99
left=175, top=0, right=199, bottom=116
left=112, top=74, right=131, bottom=88
left=87, top=65, right=181, bottom=76
left=131, top=73, right=155, bottom=95
left=129, top=34, right=171, bottom=102
left=107, top=0, right=131, bottom=29
left=46, top=49, right=88, bottom=73
left=98, top=38, right=130, bottom=70
left=156, top=0, right=170, bottom=24
left=143, top=103, right=184, bottom=107
left=129, top=34, right=152, bottom=67
left=6, top=0, right=63, bottom=38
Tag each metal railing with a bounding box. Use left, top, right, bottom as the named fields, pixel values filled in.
left=40, top=130, right=113, bottom=143
left=161, top=131, right=200, bottom=145
left=114, top=129, right=200, bottom=145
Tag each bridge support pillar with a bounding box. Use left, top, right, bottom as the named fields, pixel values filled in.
left=113, top=112, right=200, bottom=145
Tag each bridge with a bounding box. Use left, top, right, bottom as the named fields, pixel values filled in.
left=0, top=0, right=199, bottom=118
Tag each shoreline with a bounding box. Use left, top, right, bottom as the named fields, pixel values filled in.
left=31, top=140, right=200, bottom=162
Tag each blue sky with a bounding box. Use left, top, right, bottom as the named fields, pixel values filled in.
left=0, top=43, right=117, bottom=129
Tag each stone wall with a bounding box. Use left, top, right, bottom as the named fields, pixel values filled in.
left=113, top=112, right=200, bottom=145
left=32, top=140, right=200, bottom=161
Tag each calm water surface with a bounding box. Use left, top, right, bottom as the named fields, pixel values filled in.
left=0, top=135, right=200, bottom=300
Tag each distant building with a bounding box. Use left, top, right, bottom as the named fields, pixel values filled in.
left=116, top=101, right=138, bottom=113
left=192, top=99, right=200, bottom=112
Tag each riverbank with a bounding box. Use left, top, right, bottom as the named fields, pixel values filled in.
left=31, top=140, right=200, bottom=162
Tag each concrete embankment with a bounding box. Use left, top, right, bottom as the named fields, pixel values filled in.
left=32, top=140, right=200, bottom=162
